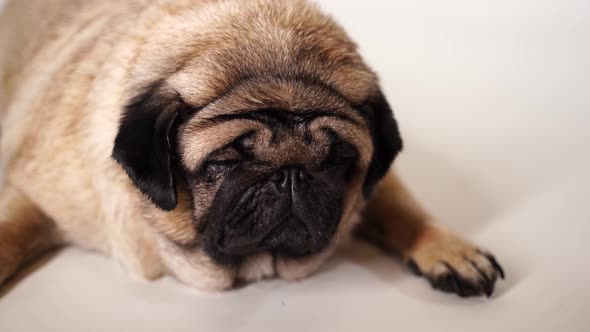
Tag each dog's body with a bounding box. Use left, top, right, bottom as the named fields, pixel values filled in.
left=0, top=0, right=503, bottom=296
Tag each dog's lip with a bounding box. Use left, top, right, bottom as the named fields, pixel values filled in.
left=217, top=215, right=289, bottom=255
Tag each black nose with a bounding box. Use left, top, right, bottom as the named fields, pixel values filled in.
left=269, top=167, right=311, bottom=192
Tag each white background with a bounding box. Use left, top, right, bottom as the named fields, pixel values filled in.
left=1, top=0, right=590, bottom=331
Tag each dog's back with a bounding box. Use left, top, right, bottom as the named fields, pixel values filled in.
left=0, top=0, right=105, bottom=116
left=0, top=0, right=145, bottom=252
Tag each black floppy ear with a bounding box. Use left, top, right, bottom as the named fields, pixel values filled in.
left=112, top=83, right=180, bottom=211
left=362, top=89, right=404, bottom=197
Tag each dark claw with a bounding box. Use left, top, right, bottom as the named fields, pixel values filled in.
left=407, top=259, right=422, bottom=276
left=481, top=281, right=492, bottom=297
left=441, top=262, right=461, bottom=295
left=431, top=273, right=453, bottom=293
left=443, top=262, right=477, bottom=298
left=466, top=258, right=495, bottom=297
left=461, top=282, right=483, bottom=298
left=485, top=254, right=505, bottom=279
left=448, top=274, right=462, bottom=296
left=429, top=262, right=472, bottom=297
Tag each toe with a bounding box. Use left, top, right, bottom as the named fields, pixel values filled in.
left=440, top=261, right=487, bottom=297
left=483, top=252, right=505, bottom=279
left=466, top=257, right=495, bottom=297
left=417, top=252, right=505, bottom=298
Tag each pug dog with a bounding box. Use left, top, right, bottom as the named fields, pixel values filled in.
left=0, top=0, right=504, bottom=297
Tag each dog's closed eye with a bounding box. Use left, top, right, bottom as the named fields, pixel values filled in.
left=203, top=160, right=241, bottom=183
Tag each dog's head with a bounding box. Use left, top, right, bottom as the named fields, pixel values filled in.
left=112, top=0, right=402, bottom=266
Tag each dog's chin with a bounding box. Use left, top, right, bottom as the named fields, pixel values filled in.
left=200, top=214, right=340, bottom=266
left=236, top=244, right=338, bottom=283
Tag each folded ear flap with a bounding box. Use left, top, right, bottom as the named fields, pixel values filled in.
left=112, top=83, right=180, bottom=211
left=362, top=89, right=404, bottom=197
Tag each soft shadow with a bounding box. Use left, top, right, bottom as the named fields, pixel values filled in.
left=0, top=249, right=61, bottom=299
left=321, top=239, right=406, bottom=284
left=396, top=143, right=508, bottom=233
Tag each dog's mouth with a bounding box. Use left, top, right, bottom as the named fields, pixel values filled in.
left=201, top=196, right=342, bottom=265
left=198, top=164, right=346, bottom=265
left=217, top=215, right=291, bottom=256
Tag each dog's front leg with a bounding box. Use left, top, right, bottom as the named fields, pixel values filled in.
left=0, top=185, right=59, bottom=285
left=359, top=169, right=504, bottom=297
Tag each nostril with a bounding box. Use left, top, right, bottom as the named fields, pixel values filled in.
left=280, top=169, right=290, bottom=189
left=298, top=169, right=311, bottom=181
left=269, top=169, right=290, bottom=192
left=270, top=172, right=283, bottom=182
left=291, top=168, right=310, bottom=192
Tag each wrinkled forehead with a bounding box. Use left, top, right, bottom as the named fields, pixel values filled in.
left=177, top=81, right=374, bottom=171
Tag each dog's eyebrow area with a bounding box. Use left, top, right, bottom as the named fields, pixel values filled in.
left=171, top=72, right=367, bottom=124
left=205, top=108, right=360, bottom=128
left=174, top=76, right=371, bottom=171
left=178, top=119, right=268, bottom=171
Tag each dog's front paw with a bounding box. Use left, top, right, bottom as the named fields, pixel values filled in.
left=406, top=228, right=504, bottom=298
